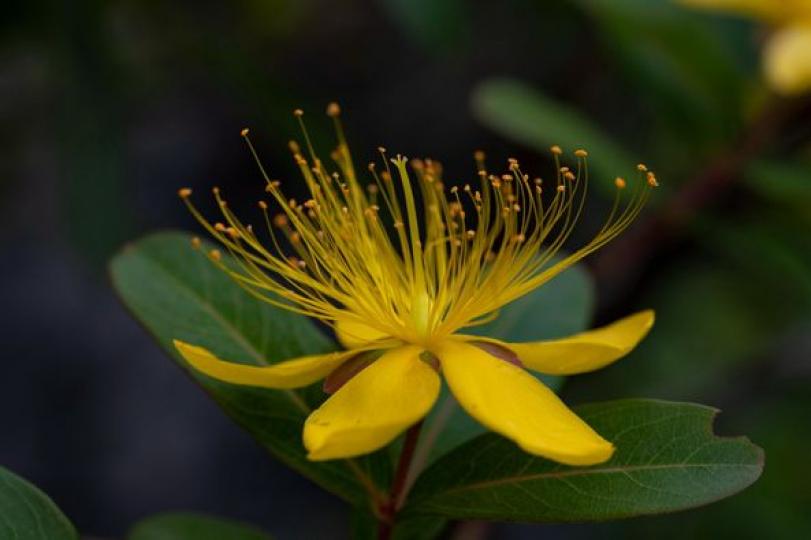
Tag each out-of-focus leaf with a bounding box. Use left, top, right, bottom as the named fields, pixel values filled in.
left=574, top=0, right=751, bottom=150
left=472, top=78, right=637, bottom=187
left=0, top=466, right=77, bottom=540
left=404, top=399, right=763, bottom=521
left=129, top=512, right=271, bottom=540
left=697, top=215, right=811, bottom=312
left=379, top=0, right=470, bottom=51
left=413, top=263, right=595, bottom=467
left=744, top=159, right=811, bottom=211
left=110, top=231, right=391, bottom=508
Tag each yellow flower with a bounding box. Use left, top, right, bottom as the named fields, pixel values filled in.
left=174, top=105, right=657, bottom=466
left=679, top=0, right=811, bottom=95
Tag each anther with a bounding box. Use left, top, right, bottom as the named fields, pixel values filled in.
left=178, top=188, right=192, bottom=198
left=564, top=171, right=576, bottom=181
left=557, top=185, right=566, bottom=192
left=258, top=200, right=268, bottom=210
left=646, top=171, right=659, bottom=187
left=637, top=163, right=648, bottom=172
left=574, top=149, right=588, bottom=157
left=214, top=222, right=227, bottom=232
left=550, top=145, right=563, bottom=155
left=615, top=177, right=627, bottom=189
left=273, top=214, right=288, bottom=228
left=190, top=237, right=201, bottom=249
left=293, top=109, right=304, bottom=117
left=240, top=128, right=250, bottom=137
left=326, top=102, right=341, bottom=117
left=209, top=249, right=221, bottom=261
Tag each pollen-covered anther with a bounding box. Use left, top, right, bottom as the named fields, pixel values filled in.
left=226, top=227, right=239, bottom=239
left=557, top=185, right=566, bottom=192
left=512, top=233, right=526, bottom=243
left=646, top=171, right=659, bottom=187
left=637, top=163, right=648, bottom=172
left=574, top=149, right=588, bottom=157
left=240, top=128, right=250, bottom=137
left=564, top=171, right=576, bottom=181
left=326, top=102, right=341, bottom=117
left=214, top=222, right=227, bottom=232
left=178, top=188, right=192, bottom=198
left=258, top=200, right=268, bottom=210
left=190, top=237, right=201, bottom=249
left=615, top=177, right=627, bottom=189
left=208, top=249, right=221, bottom=262
left=550, top=144, right=563, bottom=155
left=273, top=214, right=288, bottom=228
left=293, top=108, right=304, bottom=117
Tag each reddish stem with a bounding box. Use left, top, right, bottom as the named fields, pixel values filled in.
left=378, top=421, right=424, bottom=540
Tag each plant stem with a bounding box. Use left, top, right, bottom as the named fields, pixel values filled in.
left=378, top=421, right=424, bottom=540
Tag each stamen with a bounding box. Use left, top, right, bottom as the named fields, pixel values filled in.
left=181, top=111, right=656, bottom=346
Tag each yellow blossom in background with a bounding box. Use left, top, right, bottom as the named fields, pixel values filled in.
left=679, top=0, right=811, bottom=95
left=174, top=105, right=657, bottom=466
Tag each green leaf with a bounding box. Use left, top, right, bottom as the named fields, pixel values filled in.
left=404, top=399, right=763, bottom=521
left=412, top=263, right=595, bottom=467
left=0, top=466, right=78, bottom=540
left=109, top=231, right=390, bottom=508
left=129, top=512, right=271, bottom=540
left=471, top=78, right=638, bottom=187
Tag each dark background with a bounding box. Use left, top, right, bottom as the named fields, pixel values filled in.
left=2, top=1, right=810, bottom=538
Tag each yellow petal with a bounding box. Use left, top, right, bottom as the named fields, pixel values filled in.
left=483, top=310, right=655, bottom=375
left=436, top=339, right=614, bottom=465
left=334, top=315, right=389, bottom=348
left=174, top=340, right=352, bottom=389
left=303, top=345, right=439, bottom=460
left=764, top=24, right=811, bottom=95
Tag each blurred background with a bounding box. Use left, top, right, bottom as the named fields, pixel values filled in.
left=2, top=0, right=810, bottom=538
